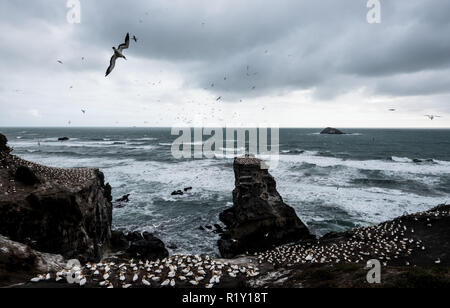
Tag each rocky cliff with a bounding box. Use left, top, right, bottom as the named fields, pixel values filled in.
left=0, top=235, right=66, bottom=287
left=218, top=156, right=314, bottom=258
left=0, top=133, right=113, bottom=262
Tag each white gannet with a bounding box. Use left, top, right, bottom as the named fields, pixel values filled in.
left=105, top=33, right=130, bottom=77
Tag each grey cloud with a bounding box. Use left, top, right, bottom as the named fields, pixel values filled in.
left=1, top=0, right=450, bottom=103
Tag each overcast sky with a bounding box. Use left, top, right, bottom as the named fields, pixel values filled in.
left=0, top=0, right=449, bottom=128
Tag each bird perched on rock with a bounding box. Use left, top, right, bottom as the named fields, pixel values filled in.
left=106, top=33, right=130, bottom=77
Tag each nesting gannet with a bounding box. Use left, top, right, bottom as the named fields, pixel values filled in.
left=30, top=276, right=42, bottom=283
left=105, top=33, right=130, bottom=77
left=79, top=277, right=87, bottom=286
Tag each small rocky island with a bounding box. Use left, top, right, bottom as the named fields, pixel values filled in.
left=1, top=133, right=449, bottom=288
left=320, top=127, right=345, bottom=135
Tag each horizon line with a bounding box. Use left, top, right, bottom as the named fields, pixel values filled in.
left=1, top=126, right=450, bottom=130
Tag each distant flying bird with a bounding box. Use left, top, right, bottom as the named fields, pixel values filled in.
left=425, top=115, right=441, bottom=120
left=81, top=109, right=86, bottom=114
left=105, top=33, right=130, bottom=77
left=132, top=35, right=138, bottom=42
left=216, top=96, right=222, bottom=101
left=57, top=60, right=63, bottom=64
left=389, top=109, right=396, bottom=112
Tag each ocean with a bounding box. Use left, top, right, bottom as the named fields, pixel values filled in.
left=2, top=127, right=450, bottom=256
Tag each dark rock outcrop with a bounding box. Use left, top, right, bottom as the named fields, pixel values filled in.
left=58, top=137, right=70, bottom=142
left=110, top=230, right=130, bottom=251
left=115, top=194, right=130, bottom=203
left=127, top=232, right=169, bottom=260
left=0, top=235, right=65, bottom=287
left=0, top=134, right=113, bottom=262
left=0, top=134, right=11, bottom=154
left=110, top=231, right=169, bottom=261
left=114, top=194, right=130, bottom=208
left=320, top=127, right=345, bottom=135
left=171, top=190, right=184, bottom=196
left=218, top=156, right=314, bottom=258
left=15, top=166, right=41, bottom=186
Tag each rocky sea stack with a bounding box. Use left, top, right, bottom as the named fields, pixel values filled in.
left=218, top=156, right=314, bottom=258
left=0, top=133, right=113, bottom=262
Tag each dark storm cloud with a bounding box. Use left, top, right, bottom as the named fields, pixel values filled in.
left=1, top=0, right=450, bottom=101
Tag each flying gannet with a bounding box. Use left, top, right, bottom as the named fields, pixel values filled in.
left=425, top=115, right=441, bottom=120
left=105, top=33, right=130, bottom=77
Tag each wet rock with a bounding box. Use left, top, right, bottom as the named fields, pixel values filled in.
left=167, top=243, right=178, bottom=250
left=213, top=224, right=224, bottom=234
left=58, top=137, right=70, bottom=142
left=115, top=194, right=130, bottom=203
left=171, top=190, right=184, bottom=196
left=184, top=187, right=193, bottom=192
